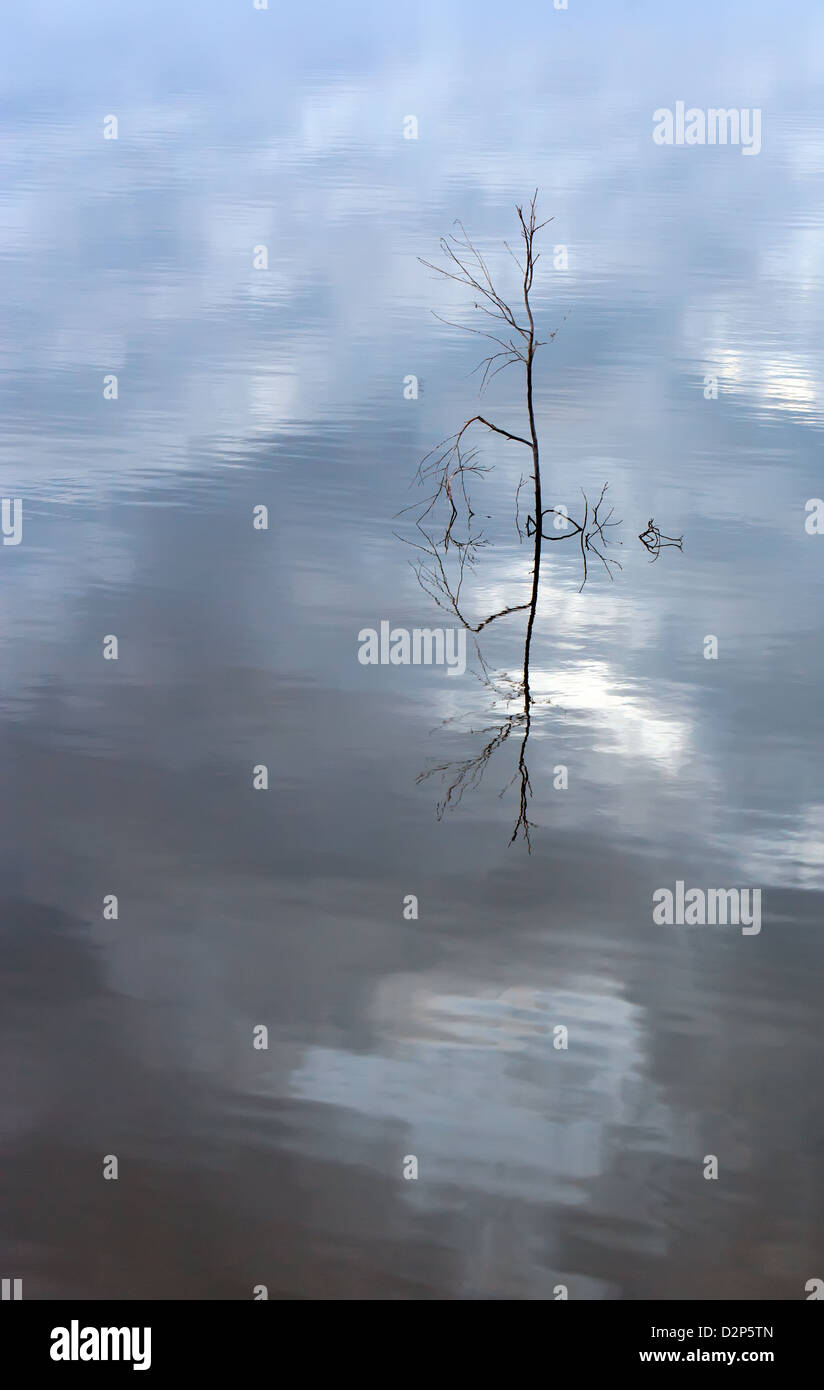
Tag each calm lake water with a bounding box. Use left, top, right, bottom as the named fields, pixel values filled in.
left=2, top=0, right=823, bottom=1299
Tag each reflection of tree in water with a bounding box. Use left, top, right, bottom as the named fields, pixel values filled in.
left=399, top=196, right=682, bottom=848
left=417, top=619, right=540, bottom=849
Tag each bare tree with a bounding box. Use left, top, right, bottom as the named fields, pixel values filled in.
left=399, top=192, right=559, bottom=625
left=402, top=195, right=682, bottom=846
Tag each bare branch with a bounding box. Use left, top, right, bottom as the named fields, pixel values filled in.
left=639, top=519, right=684, bottom=562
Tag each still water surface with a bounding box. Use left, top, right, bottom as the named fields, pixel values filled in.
left=1, top=0, right=823, bottom=1297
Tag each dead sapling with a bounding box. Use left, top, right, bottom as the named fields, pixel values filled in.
left=397, top=191, right=562, bottom=624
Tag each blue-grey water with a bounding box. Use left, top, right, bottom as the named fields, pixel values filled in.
left=1, top=0, right=823, bottom=1299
